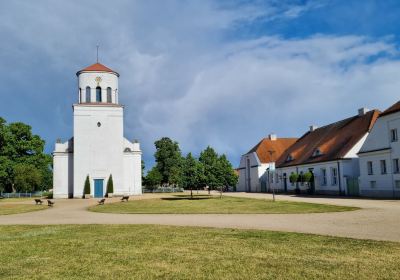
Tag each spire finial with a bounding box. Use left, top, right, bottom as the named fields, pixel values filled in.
left=96, top=45, right=99, bottom=63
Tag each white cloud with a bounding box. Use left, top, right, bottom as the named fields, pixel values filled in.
left=0, top=0, right=399, bottom=168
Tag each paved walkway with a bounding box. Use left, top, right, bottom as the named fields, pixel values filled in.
left=0, top=192, right=399, bottom=242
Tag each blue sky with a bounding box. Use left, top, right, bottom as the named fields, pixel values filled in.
left=1, top=0, right=400, bottom=169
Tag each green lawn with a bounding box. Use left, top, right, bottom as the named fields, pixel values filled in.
left=89, top=195, right=358, bottom=214
left=0, top=225, right=398, bottom=279
left=0, top=203, right=47, bottom=215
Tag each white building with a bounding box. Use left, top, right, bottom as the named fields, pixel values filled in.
left=358, top=101, right=400, bottom=198
left=237, top=134, right=297, bottom=192
left=271, top=108, right=379, bottom=196
left=53, top=62, right=142, bottom=198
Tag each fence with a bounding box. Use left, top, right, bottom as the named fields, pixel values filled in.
left=143, top=187, right=184, bottom=193
left=0, top=192, right=44, bottom=198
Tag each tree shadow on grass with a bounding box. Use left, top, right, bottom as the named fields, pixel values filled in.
left=161, top=196, right=214, bottom=201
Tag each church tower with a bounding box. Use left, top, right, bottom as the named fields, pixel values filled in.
left=53, top=62, right=142, bottom=198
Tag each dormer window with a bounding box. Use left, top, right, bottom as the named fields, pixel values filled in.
left=312, top=148, right=322, bottom=157
left=286, top=154, right=294, bottom=162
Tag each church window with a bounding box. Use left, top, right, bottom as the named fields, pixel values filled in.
left=107, top=87, right=112, bottom=103
left=96, top=87, right=102, bottom=102
left=86, top=87, right=91, bottom=102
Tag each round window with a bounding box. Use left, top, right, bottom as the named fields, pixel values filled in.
left=97, top=122, right=101, bottom=127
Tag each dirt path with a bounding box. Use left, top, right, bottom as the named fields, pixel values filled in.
left=0, top=192, right=399, bottom=242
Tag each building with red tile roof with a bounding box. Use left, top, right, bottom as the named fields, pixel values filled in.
left=237, top=134, right=297, bottom=192
left=271, top=108, right=380, bottom=195
left=358, top=100, right=400, bottom=198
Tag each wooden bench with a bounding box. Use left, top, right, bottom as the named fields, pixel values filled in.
left=47, top=200, right=54, bottom=207
left=34, top=199, right=43, bottom=205
left=98, top=198, right=106, bottom=205
left=121, top=196, right=129, bottom=202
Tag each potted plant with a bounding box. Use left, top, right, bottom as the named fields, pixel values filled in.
left=83, top=175, right=91, bottom=199
left=289, top=173, right=301, bottom=194
left=303, top=171, right=315, bottom=194
left=106, top=174, right=114, bottom=198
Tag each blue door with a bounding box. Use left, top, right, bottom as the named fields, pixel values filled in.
left=94, top=179, right=104, bottom=198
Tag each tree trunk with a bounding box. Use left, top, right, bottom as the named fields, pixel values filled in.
left=190, top=187, right=193, bottom=199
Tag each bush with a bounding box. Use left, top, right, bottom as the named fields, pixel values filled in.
left=303, top=172, right=313, bottom=183
left=42, top=191, right=53, bottom=199
left=84, top=175, right=91, bottom=196
left=106, top=174, right=114, bottom=195
left=289, top=173, right=299, bottom=183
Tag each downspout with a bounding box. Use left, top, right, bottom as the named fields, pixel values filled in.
left=337, top=161, right=342, bottom=195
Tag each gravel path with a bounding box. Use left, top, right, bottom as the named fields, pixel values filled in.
left=0, top=192, right=399, bottom=242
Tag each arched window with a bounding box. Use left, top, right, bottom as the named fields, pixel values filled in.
left=96, top=87, right=102, bottom=102
left=79, top=88, right=82, bottom=103
left=107, top=87, right=112, bottom=103
left=85, top=87, right=91, bottom=103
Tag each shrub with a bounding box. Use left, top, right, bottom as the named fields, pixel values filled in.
left=106, top=174, right=114, bottom=195
left=84, top=175, right=91, bottom=195
left=289, top=173, right=299, bottom=183
left=42, top=191, right=53, bottom=199
left=303, top=171, right=313, bottom=183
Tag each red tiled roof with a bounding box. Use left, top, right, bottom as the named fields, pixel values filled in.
left=76, top=63, right=119, bottom=76
left=379, top=100, right=400, bottom=117
left=247, top=138, right=298, bottom=163
left=276, top=110, right=380, bottom=168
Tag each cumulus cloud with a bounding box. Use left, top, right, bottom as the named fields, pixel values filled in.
left=0, top=0, right=399, bottom=168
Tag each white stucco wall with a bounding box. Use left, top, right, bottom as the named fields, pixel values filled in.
left=237, top=152, right=275, bottom=192
left=359, top=112, right=400, bottom=197
left=53, top=139, right=73, bottom=198
left=73, top=104, right=124, bottom=198
left=78, top=71, right=119, bottom=104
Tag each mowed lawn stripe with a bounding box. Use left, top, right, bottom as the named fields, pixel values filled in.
left=89, top=195, right=358, bottom=214
left=0, top=225, right=399, bottom=280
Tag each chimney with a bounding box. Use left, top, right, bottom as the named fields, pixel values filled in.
left=268, top=133, right=277, bottom=141
left=358, top=107, right=369, bottom=116
left=309, top=125, right=318, bottom=132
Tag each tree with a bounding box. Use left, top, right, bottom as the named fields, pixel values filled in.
left=106, top=174, right=114, bottom=196
left=154, top=137, right=183, bottom=186
left=0, top=118, right=52, bottom=193
left=199, top=146, right=219, bottom=190
left=217, top=154, right=238, bottom=190
left=144, top=167, right=162, bottom=190
left=84, top=175, right=91, bottom=197
left=182, top=153, right=203, bottom=199
left=13, top=163, right=42, bottom=192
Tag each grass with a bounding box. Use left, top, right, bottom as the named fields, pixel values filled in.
left=89, top=195, right=358, bottom=214
left=0, top=225, right=399, bottom=279
left=0, top=203, right=47, bottom=215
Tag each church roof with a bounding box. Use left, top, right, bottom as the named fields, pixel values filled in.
left=76, top=62, right=119, bottom=77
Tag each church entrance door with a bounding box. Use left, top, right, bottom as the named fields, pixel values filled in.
left=94, top=179, right=104, bottom=198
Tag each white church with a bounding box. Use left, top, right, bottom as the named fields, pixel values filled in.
left=53, top=62, right=142, bottom=198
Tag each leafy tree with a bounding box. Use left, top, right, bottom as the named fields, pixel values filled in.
left=199, top=146, right=219, bottom=190
left=154, top=137, right=183, bottom=186
left=106, top=174, right=114, bottom=195
left=13, top=163, right=42, bottom=192
left=217, top=154, right=238, bottom=191
left=84, top=175, right=91, bottom=196
left=144, top=167, right=162, bottom=190
left=0, top=118, right=52, bottom=193
left=182, top=153, right=203, bottom=198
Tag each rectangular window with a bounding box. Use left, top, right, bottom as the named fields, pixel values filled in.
left=395, top=180, right=400, bottom=189
left=370, top=181, right=376, bottom=188
left=380, top=160, right=387, bottom=174
left=367, top=161, right=373, bottom=175
left=393, top=159, right=400, bottom=174
left=331, top=167, right=337, bottom=186
left=320, top=168, right=327, bottom=186
left=391, top=129, right=398, bottom=142
left=275, top=173, right=279, bottom=183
